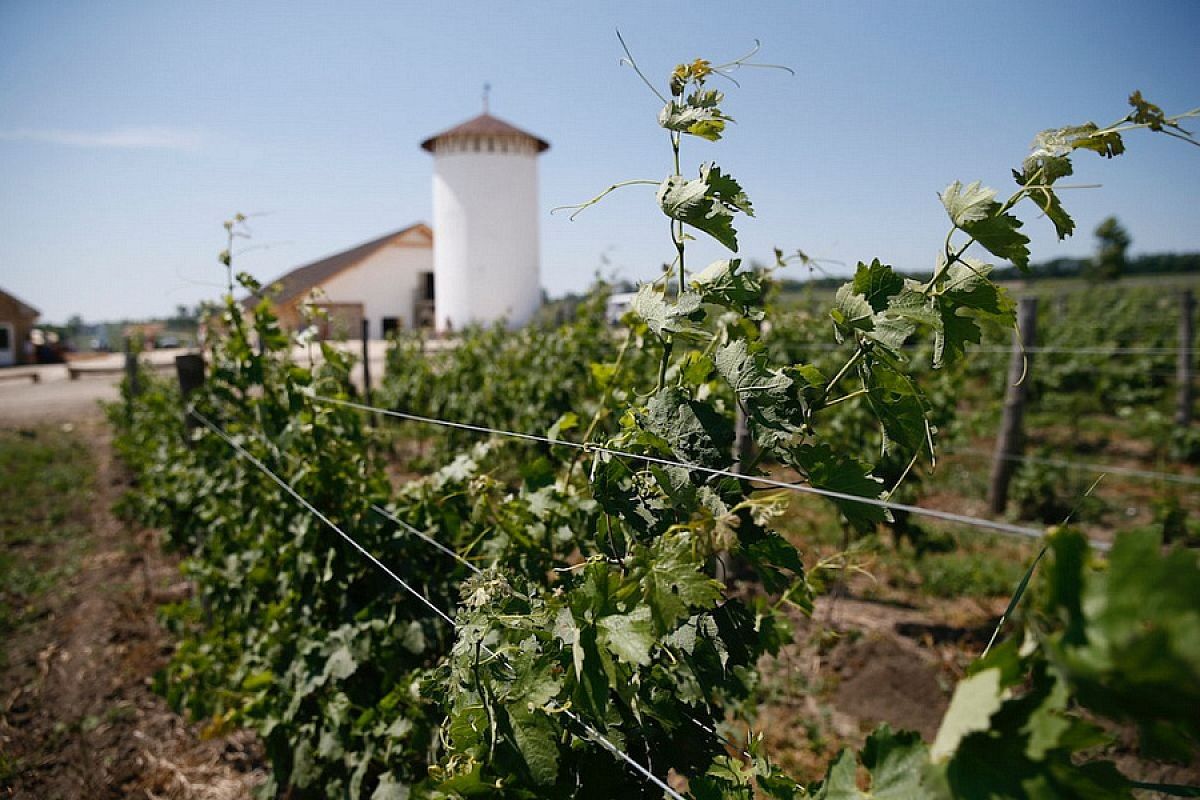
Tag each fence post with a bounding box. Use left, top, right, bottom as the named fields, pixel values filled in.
left=123, top=336, right=140, bottom=424
left=124, top=336, right=140, bottom=397
left=175, top=353, right=205, bottom=438
left=733, top=403, right=755, bottom=470
left=361, top=318, right=373, bottom=406
left=988, top=297, right=1038, bottom=514
left=1177, top=289, right=1194, bottom=428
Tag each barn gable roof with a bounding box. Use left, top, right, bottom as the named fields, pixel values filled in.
left=0, top=287, right=40, bottom=319
left=420, top=112, right=549, bottom=153
left=245, top=223, right=431, bottom=309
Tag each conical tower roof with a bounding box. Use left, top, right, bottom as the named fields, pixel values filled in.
left=420, top=112, right=549, bottom=153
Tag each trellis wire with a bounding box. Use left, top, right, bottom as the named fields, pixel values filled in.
left=946, top=446, right=1200, bottom=487
left=308, top=393, right=1057, bottom=543
left=189, top=408, right=687, bottom=800
left=371, top=504, right=482, bottom=574
left=190, top=409, right=457, bottom=627
left=767, top=341, right=1192, bottom=356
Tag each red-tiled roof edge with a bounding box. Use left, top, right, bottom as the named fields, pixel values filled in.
left=420, top=112, right=549, bottom=153
left=241, top=222, right=431, bottom=309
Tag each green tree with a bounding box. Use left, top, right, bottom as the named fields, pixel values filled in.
left=1090, top=216, right=1131, bottom=282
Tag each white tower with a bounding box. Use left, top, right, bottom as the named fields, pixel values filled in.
left=422, top=110, right=549, bottom=333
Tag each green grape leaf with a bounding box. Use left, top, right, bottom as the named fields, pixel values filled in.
left=935, top=305, right=983, bottom=367
left=917, top=258, right=1015, bottom=365
left=1014, top=156, right=1076, bottom=240
left=641, top=533, right=723, bottom=631
left=658, top=163, right=753, bottom=251
left=644, top=387, right=734, bottom=468
left=931, top=667, right=1004, bottom=762
left=790, top=443, right=887, bottom=533
left=692, top=259, right=764, bottom=318
left=831, top=283, right=874, bottom=333
left=941, top=180, right=999, bottom=226
left=574, top=625, right=611, bottom=719
left=1126, top=90, right=1188, bottom=137
left=962, top=209, right=1030, bottom=269
left=714, top=339, right=791, bottom=395
left=870, top=286, right=939, bottom=354
left=808, top=726, right=939, bottom=800
left=940, top=258, right=1009, bottom=316
left=1028, top=123, right=1126, bottom=162
left=715, top=340, right=805, bottom=449
left=862, top=357, right=929, bottom=453
left=851, top=259, right=905, bottom=312
left=632, top=285, right=706, bottom=339
left=809, top=749, right=861, bottom=800
left=941, top=181, right=1031, bottom=269
left=1029, top=189, right=1075, bottom=240
left=547, top=411, right=578, bottom=442
left=590, top=360, right=618, bottom=387
left=1042, top=529, right=1200, bottom=757
left=681, top=351, right=715, bottom=385
left=597, top=606, right=655, bottom=666
left=435, top=764, right=493, bottom=795
left=859, top=725, right=934, bottom=799
left=324, top=645, right=358, bottom=681
left=659, top=88, right=731, bottom=141
left=508, top=707, right=560, bottom=786
left=743, top=531, right=811, bottom=610
left=691, top=755, right=756, bottom=799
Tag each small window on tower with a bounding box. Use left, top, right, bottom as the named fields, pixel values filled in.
left=382, top=317, right=400, bottom=337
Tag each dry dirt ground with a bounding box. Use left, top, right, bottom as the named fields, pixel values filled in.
left=0, top=415, right=264, bottom=800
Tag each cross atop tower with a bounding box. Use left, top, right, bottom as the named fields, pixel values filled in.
left=482, top=82, right=491, bottom=113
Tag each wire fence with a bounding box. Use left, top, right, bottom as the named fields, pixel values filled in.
left=305, top=393, right=1118, bottom=552
left=769, top=341, right=1195, bottom=357
left=945, top=446, right=1200, bottom=487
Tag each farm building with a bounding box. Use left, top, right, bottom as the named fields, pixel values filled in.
left=248, top=111, right=549, bottom=339
left=0, top=287, right=39, bottom=367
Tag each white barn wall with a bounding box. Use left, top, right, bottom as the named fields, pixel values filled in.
left=317, top=241, right=432, bottom=338
left=432, top=145, right=541, bottom=331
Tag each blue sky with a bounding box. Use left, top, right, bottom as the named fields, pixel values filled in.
left=1, top=1, right=1198, bottom=323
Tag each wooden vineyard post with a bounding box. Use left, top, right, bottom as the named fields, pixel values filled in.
left=124, top=336, right=140, bottom=397
left=733, top=403, right=755, bottom=470
left=123, top=336, right=140, bottom=424
left=175, top=353, right=205, bottom=398
left=361, top=318, right=373, bottom=407
left=175, top=353, right=205, bottom=439
left=1178, top=289, right=1195, bottom=428
left=988, top=296, right=1038, bottom=514
left=714, top=402, right=758, bottom=585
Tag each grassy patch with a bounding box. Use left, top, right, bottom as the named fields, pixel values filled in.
left=911, top=548, right=1028, bottom=598
left=0, top=427, right=94, bottom=652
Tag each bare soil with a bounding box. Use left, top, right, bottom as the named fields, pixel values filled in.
left=0, top=417, right=264, bottom=800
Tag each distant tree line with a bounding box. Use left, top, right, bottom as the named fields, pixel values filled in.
left=778, top=251, right=1199, bottom=292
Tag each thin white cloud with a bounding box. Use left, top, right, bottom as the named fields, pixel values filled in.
left=0, top=126, right=204, bottom=152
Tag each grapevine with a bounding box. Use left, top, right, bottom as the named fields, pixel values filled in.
left=108, top=43, right=1200, bottom=800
